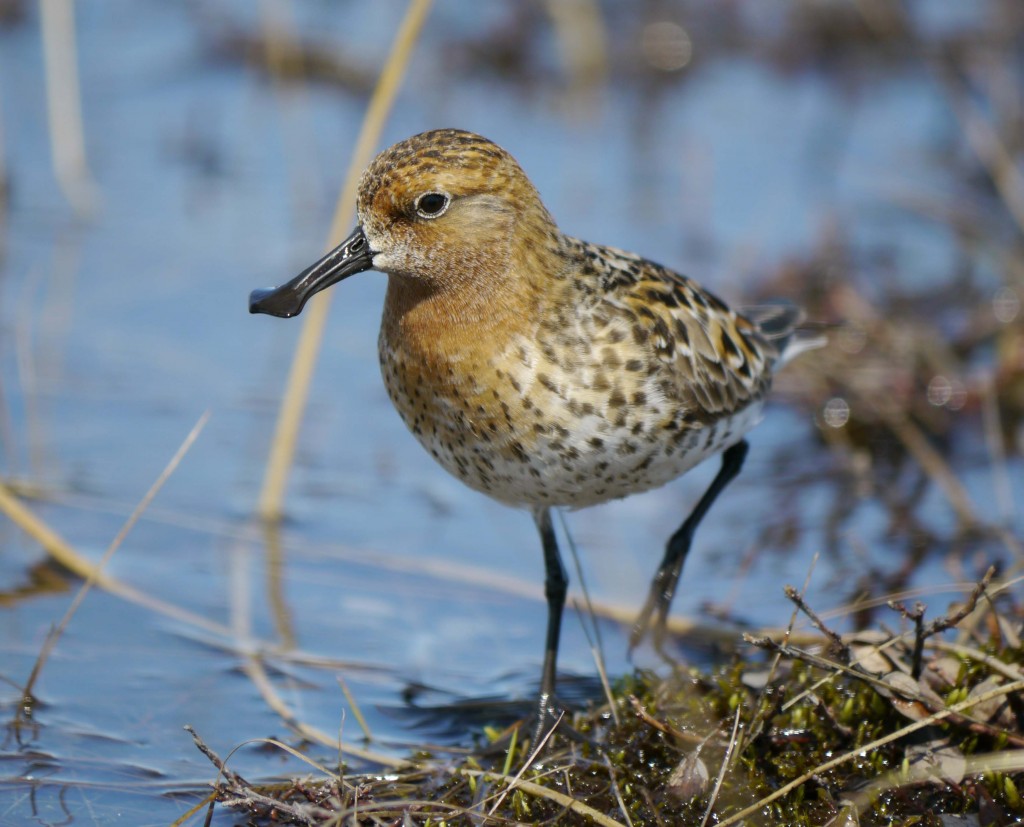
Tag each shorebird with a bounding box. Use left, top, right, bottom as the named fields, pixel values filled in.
left=251, top=129, right=819, bottom=738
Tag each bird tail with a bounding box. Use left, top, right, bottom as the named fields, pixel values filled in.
left=742, top=301, right=827, bottom=367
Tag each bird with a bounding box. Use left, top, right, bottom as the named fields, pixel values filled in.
left=250, top=128, right=820, bottom=740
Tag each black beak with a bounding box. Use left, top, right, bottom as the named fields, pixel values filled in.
left=249, top=226, right=374, bottom=318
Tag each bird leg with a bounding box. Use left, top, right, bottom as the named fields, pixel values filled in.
left=630, top=439, right=749, bottom=654
left=532, top=505, right=569, bottom=746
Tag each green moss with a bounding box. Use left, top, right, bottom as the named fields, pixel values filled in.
left=202, top=601, right=1023, bottom=826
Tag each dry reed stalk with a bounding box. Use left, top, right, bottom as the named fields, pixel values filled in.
left=543, top=0, right=608, bottom=106
left=239, top=651, right=405, bottom=767
left=39, top=0, right=98, bottom=215
left=257, top=0, right=434, bottom=521
left=262, top=521, right=297, bottom=649
left=0, top=479, right=112, bottom=584
left=336, top=674, right=374, bottom=742
left=463, top=766, right=628, bottom=827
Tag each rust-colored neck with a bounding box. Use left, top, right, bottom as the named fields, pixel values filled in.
left=382, top=273, right=523, bottom=349
left=381, top=209, right=572, bottom=359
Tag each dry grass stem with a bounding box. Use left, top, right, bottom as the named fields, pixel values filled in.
left=467, top=765, right=628, bottom=827
left=870, top=399, right=977, bottom=527
left=743, top=552, right=819, bottom=748
left=262, top=521, right=297, bottom=649
left=591, top=641, right=619, bottom=727
left=0, top=480, right=116, bottom=588
left=21, top=411, right=210, bottom=700
left=628, top=695, right=703, bottom=745
left=240, top=651, right=405, bottom=768
left=336, top=675, right=374, bottom=742
left=39, top=0, right=98, bottom=215
left=257, top=0, right=434, bottom=521
left=0, top=382, right=14, bottom=470
left=560, top=513, right=616, bottom=724
left=934, top=639, right=1023, bottom=682
left=167, top=793, right=217, bottom=827
left=603, top=753, right=635, bottom=827
left=543, top=0, right=608, bottom=106
left=940, top=64, right=1024, bottom=236
left=699, top=707, right=742, bottom=827
left=486, top=713, right=564, bottom=818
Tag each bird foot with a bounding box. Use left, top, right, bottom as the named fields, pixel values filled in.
left=628, top=584, right=673, bottom=660
left=529, top=692, right=572, bottom=752
left=483, top=693, right=595, bottom=764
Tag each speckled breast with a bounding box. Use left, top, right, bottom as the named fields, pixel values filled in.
left=378, top=327, right=764, bottom=510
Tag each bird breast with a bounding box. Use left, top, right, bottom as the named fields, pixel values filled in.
left=377, top=290, right=761, bottom=509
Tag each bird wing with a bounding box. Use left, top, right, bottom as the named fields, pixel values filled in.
left=576, top=239, right=784, bottom=419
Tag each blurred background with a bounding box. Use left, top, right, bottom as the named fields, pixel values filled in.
left=0, top=1, right=1021, bottom=823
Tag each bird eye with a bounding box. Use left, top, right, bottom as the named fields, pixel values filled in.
left=414, top=192, right=450, bottom=219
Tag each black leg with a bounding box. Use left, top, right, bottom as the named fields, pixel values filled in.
left=630, top=439, right=749, bottom=653
left=533, top=506, right=568, bottom=742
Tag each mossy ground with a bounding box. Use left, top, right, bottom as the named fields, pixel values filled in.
left=194, top=579, right=1023, bottom=826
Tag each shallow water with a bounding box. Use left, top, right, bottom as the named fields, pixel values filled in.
left=1, top=2, right=1021, bottom=824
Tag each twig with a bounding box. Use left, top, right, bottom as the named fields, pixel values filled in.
left=980, top=371, right=1015, bottom=524
left=887, top=600, right=926, bottom=679
left=778, top=630, right=908, bottom=713
left=919, top=567, right=994, bottom=638
left=784, top=583, right=850, bottom=661
left=186, top=724, right=251, bottom=789
left=186, top=726, right=329, bottom=826
left=938, top=60, right=1024, bottom=237
left=744, top=553, right=819, bottom=749
left=628, top=695, right=702, bottom=745
left=747, top=635, right=922, bottom=701
left=871, top=401, right=977, bottom=527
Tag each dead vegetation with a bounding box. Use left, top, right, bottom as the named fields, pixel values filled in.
left=187, top=569, right=1024, bottom=825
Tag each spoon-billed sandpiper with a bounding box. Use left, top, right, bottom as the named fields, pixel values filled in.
left=250, top=128, right=819, bottom=738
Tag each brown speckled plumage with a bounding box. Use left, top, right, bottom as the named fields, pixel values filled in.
left=355, top=130, right=802, bottom=510
left=250, top=129, right=820, bottom=738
